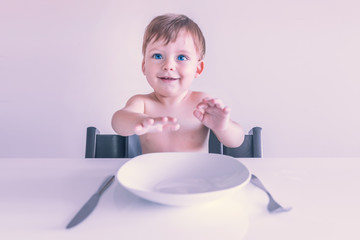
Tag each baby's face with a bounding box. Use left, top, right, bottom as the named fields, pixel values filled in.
left=142, top=30, right=204, bottom=98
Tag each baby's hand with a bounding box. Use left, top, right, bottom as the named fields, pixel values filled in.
left=193, top=98, right=231, bottom=131
left=134, top=116, right=180, bottom=135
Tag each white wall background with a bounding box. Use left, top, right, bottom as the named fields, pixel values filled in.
left=1, top=0, right=359, bottom=158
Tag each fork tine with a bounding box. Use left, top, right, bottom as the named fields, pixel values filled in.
left=270, top=206, right=292, bottom=213
left=250, top=174, right=292, bottom=213
left=267, top=193, right=292, bottom=213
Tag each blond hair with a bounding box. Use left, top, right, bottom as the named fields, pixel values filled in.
left=142, top=14, right=206, bottom=60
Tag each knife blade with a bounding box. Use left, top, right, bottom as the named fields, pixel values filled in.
left=66, top=175, right=115, bottom=229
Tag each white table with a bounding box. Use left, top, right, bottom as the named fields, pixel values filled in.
left=0, top=157, right=359, bottom=240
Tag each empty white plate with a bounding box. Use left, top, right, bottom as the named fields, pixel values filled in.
left=117, top=152, right=250, bottom=206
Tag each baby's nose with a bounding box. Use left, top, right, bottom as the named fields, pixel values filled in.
left=163, top=59, right=175, bottom=71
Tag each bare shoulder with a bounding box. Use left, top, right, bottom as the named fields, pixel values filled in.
left=126, top=94, right=151, bottom=104
left=189, top=91, right=209, bottom=102
left=124, top=94, right=152, bottom=112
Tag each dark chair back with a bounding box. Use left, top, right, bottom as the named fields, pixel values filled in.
left=85, top=127, right=142, bottom=158
left=86, top=126, right=262, bottom=158
left=209, top=127, right=262, bottom=158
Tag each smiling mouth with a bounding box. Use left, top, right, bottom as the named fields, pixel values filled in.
left=159, top=77, right=180, bottom=81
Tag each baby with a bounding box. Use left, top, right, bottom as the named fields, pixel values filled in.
left=112, top=14, right=244, bottom=153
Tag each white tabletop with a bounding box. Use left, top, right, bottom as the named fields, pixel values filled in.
left=0, top=157, right=359, bottom=240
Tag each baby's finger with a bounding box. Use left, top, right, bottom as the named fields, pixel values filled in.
left=150, top=116, right=166, bottom=125
left=215, top=103, right=225, bottom=109
left=211, top=98, right=225, bottom=109
left=203, top=106, right=225, bottom=115
left=163, top=123, right=181, bottom=131
left=196, top=102, right=208, bottom=111
left=134, top=118, right=155, bottom=134
left=193, top=109, right=204, bottom=121
left=203, top=98, right=220, bottom=108
left=166, top=116, right=178, bottom=123
left=134, top=124, right=144, bottom=134
left=201, top=97, right=211, bottom=102
left=142, top=118, right=155, bottom=127
left=153, top=116, right=177, bottom=125
left=207, top=98, right=227, bottom=110
left=223, top=106, right=231, bottom=113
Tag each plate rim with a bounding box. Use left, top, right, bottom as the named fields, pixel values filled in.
left=117, top=152, right=251, bottom=197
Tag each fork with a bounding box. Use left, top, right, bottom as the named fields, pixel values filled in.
left=250, top=174, right=292, bottom=213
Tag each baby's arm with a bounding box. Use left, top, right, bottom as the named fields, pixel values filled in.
left=112, top=95, right=180, bottom=136
left=193, top=98, right=244, bottom=148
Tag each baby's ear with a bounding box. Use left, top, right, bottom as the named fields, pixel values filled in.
left=141, top=59, right=146, bottom=74
left=195, top=60, right=204, bottom=78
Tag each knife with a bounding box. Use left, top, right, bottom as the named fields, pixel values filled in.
left=66, top=175, right=115, bottom=229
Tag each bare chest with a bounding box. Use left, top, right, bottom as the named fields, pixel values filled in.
left=145, top=101, right=200, bottom=129
left=141, top=104, right=209, bottom=153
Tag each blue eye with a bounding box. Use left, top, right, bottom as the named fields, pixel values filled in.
left=177, top=55, right=188, bottom=61
left=152, top=54, right=163, bottom=60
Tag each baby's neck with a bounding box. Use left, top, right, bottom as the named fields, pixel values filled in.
left=153, top=90, right=191, bottom=106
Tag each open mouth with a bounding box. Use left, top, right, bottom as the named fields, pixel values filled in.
left=159, top=77, right=180, bottom=81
